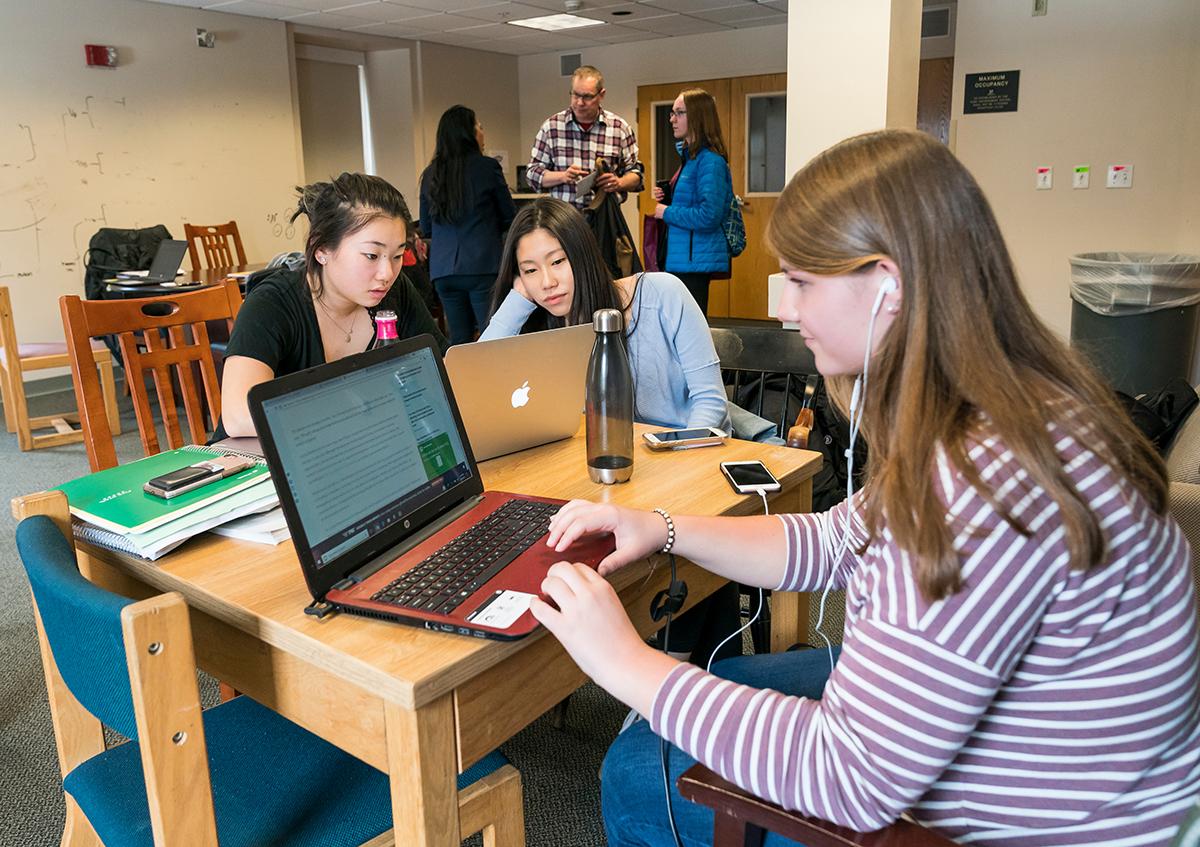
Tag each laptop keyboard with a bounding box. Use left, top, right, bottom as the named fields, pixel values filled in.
left=369, top=499, right=560, bottom=616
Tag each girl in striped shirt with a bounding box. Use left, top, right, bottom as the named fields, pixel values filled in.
left=531, top=129, right=1200, bottom=846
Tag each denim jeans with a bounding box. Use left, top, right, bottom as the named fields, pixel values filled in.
left=601, top=647, right=841, bottom=847
left=434, top=273, right=494, bottom=346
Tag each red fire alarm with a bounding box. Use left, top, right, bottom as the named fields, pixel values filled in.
left=84, top=44, right=118, bottom=68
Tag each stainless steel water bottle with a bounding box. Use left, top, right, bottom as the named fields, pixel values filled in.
left=585, top=308, right=634, bottom=484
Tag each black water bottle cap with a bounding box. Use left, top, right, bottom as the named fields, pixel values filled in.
left=592, top=308, right=623, bottom=333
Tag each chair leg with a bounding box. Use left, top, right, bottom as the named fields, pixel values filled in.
left=459, top=764, right=525, bottom=847
left=713, top=812, right=766, bottom=847
left=0, top=363, right=16, bottom=433
left=61, top=795, right=103, bottom=847
left=12, top=371, right=34, bottom=452
left=98, top=357, right=122, bottom=436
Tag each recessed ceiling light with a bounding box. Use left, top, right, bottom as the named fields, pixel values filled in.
left=507, top=13, right=604, bottom=31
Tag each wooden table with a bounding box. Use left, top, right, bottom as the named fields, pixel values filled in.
left=31, top=426, right=820, bottom=846
left=103, top=263, right=267, bottom=297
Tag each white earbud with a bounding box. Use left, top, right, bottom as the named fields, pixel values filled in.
left=879, top=275, right=897, bottom=295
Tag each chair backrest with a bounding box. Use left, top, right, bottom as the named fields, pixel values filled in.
left=60, top=280, right=242, bottom=471
left=183, top=221, right=247, bottom=270
left=710, top=324, right=817, bottom=438
left=13, top=490, right=219, bottom=844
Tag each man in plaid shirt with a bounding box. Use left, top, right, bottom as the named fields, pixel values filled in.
left=526, top=65, right=644, bottom=209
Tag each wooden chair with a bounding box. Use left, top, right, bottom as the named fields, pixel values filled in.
left=59, top=280, right=242, bottom=472
left=711, top=323, right=818, bottom=439
left=183, top=221, right=247, bottom=270
left=677, top=764, right=958, bottom=847
left=12, top=489, right=525, bottom=847
left=0, top=286, right=121, bottom=451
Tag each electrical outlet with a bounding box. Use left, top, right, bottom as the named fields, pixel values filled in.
left=1072, top=166, right=1090, bottom=189
left=1035, top=166, right=1053, bottom=190
left=1106, top=164, right=1133, bottom=189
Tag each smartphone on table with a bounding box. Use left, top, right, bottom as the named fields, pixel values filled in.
left=643, top=427, right=726, bottom=450
left=143, top=455, right=254, bottom=499
left=720, top=460, right=782, bottom=495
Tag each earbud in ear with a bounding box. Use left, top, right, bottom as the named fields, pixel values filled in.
left=879, top=275, right=897, bottom=295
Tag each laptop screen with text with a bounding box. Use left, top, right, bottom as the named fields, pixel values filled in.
left=257, top=346, right=473, bottom=571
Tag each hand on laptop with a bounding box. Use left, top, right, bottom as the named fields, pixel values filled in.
left=530, top=560, right=676, bottom=716
left=546, top=500, right=667, bottom=576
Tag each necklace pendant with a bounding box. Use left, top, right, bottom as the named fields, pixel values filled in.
left=344, top=332, right=351, bottom=343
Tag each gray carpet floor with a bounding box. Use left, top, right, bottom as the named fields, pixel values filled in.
left=0, top=388, right=636, bottom=847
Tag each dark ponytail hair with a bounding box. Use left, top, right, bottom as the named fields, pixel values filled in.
left=292, top=172, right=413, bottom=298
left=427, top=105, right=481, bottom=225
left=490, top=196, right=622, bottom=333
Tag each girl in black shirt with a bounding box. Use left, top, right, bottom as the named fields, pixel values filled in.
left=218, top=173, right=446, bottom=438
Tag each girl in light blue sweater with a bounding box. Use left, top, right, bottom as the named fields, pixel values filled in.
left=483, top=196, right=730, bottom=434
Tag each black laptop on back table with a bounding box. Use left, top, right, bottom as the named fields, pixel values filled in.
left=247, top=334, right=613, bottom=640
left=115, top=239, right=189, bottom=283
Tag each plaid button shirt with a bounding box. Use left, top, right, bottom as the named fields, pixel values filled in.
left=526, top=107, right=644, bottom=209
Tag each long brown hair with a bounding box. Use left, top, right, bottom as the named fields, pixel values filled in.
left=680, top=88, right=728, bottom=160
left=765, top=129, right=1167, bottom=600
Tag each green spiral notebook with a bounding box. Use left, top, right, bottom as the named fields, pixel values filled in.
left=53, top=444, right=271, bottom=536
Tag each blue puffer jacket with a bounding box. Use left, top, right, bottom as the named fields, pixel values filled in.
left=662, top=142, right=733, bottom=274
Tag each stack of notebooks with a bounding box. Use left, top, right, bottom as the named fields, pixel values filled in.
left=55, top=444, right=286, bottom=560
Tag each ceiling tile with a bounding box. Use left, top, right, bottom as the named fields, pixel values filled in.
left=156, top=0, right=212, bottom=6
left=281, top=9, right=371, bottom=26
left=691, top=4, right=782, bottom=25
left=638, top=0, right=746, bottom=12
left=236, top=0, right=341, bottom=10
left=393, top=0, right=518, bottom=10
left=324, top=1, right=413, bottom=21
left=584, top=21, right=659, bottom=41
left=204, top=0, right=306, bottom=17
left=759, top=0, right=787, bottom=10
left=576, top=2, right=674, bottom=24
left=344, top=19, right=427, bottom=35
left=624, top=13, right=725, bottom=35
left=516, top=0, right=631, bottom=9
left=455, top=2, right=566, bottom=23
left=729, top=13, right=785, bottom=28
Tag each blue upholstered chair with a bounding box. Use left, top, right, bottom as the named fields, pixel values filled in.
left=13, top=490, right=525, bottom=847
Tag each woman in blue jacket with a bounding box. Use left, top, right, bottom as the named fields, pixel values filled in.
left=419, top=105, right=517, bottom=344
left=653, top=88, right=733, bottom=314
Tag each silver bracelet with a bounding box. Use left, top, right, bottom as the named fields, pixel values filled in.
left=653, top=508, right=676, bottom=555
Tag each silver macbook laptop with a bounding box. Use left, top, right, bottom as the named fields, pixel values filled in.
left=444, top=324, right=594, bottom=461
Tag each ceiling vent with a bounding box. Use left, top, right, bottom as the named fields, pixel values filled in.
left=560, top=53, right=582, bottom=77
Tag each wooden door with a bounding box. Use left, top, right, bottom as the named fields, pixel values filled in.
left=728, top=73, right=787, bottom=320
left=917, top=58, right=954, bottom=146
left=637, top=79, right=732, bottom=316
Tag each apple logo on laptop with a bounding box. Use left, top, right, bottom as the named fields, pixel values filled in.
left=511, top=380, right=531, bottom=409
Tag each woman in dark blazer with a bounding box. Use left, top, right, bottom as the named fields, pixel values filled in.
left=419, top=106, right=517, bottom=345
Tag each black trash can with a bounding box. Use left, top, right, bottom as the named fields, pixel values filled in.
left=1069, top=252, right=1200, bottom=396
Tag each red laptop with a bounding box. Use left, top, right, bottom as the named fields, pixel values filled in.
left=248, top=334, right=613, bottom=640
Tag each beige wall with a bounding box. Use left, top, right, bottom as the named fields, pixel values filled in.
left=953, top=0, right=1200, bottom=340
left=415, top=42, right=523, bottom=188
left=0, top=0, right=302, bottom=345
left=296, top=58, right=364, bottom=182
left=365, top=48, right=419, bottom=209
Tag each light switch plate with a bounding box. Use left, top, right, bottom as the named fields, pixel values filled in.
left=1035, top=166, right=1053, bottom=190
left=1072, top=166, right=1090, bottom=189
left=1106, top=164, right=1133, bottom=188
